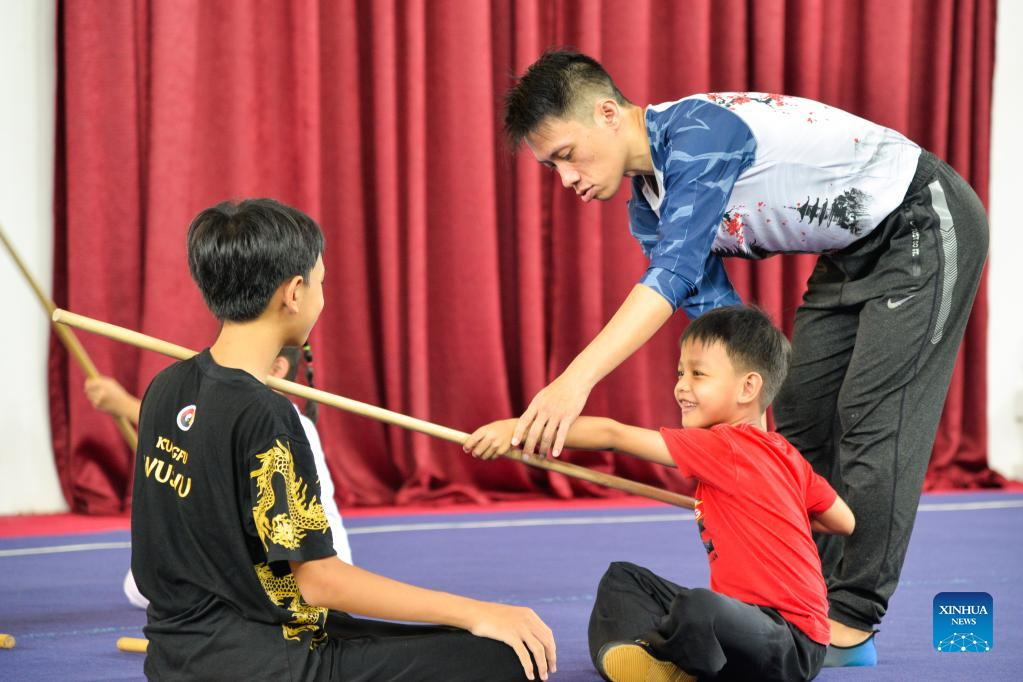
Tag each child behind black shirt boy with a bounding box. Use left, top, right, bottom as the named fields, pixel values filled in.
left=132, top=198, right=555, bottom=681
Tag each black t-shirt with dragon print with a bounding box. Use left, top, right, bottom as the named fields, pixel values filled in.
left=131, top=349, right=337, bottom=681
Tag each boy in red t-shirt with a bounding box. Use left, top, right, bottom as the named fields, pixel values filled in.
left=466, top=305, right=855, bottom=682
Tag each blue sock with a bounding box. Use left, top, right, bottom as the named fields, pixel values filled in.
left=823, top=633, right=878, bottom=667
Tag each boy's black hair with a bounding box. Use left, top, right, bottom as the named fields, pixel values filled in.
left=187, top=198, right=324, bottom=322
left=503, top=49, right=630, bottom=149
left=679, top=305, right=791, bottom=409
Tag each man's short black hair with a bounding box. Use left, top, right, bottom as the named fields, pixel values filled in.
left=503, top=49, right=630, bottom=148
left=187, top=198, right=324, bottom=322
left=679, top=305, right=791, bottom=409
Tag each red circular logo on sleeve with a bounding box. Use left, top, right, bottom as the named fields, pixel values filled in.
left=176, top=405, right=196, bottom=431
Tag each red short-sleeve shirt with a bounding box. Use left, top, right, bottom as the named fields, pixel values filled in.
left=661, top=423, right=837, bottom=644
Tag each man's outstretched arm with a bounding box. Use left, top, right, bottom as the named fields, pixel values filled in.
left=512, top=284, right=673, bottom=459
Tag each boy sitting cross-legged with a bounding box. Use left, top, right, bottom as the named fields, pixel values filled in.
left=132, top=198, right=555, bottom=681
left=465, top=305, right=853, bottom=682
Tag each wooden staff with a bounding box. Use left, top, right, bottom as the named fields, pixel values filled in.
left=0, top=224, right=138, bottom=451
left=116, top=636, right=148, bottom=653
left=52, top=308, right=697, bottom=509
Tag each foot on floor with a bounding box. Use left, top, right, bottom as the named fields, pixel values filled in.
left=823, top=632, right=878, bottom=667
left=596, top=640, right=696, bottom=682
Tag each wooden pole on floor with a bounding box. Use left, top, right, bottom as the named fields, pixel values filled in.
left=116, top=637, right=148, bottom=654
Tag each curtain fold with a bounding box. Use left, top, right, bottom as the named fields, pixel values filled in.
left=52, top=0, right=1001, bottom=513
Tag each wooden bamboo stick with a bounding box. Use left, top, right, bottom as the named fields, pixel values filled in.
left=116, top=636, right=148, bottom=653
left=0, top=224, right=137, bottom=450
left=52, top=308, right=696, bottom=509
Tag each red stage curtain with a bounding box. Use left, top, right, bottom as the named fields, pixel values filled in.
left=52, top=0, right=1001, bottom=513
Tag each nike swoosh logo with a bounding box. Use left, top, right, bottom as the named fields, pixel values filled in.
left=887, top=295, right=915, bottom=309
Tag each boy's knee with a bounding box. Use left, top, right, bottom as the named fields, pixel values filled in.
left=597, top=561, right=643, bottom=591
left=593, top=563, right=646, bottom=618
left=606, top=561, right=641, bottom=575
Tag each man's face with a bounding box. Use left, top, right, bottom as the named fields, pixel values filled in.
left=525, top=106, right=629, bottom=203
left=673, top=340, right=747, bottom=429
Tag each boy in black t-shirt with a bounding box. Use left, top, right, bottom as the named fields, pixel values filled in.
left=132, top=198, right=555, bottom=681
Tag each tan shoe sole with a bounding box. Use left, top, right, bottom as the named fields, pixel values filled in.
left=599, top=643, right=696, bottom=682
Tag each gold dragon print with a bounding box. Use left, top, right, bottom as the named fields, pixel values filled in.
left=254, top=562, right=328, bottom=647
left=250, top=439, right=330, bottom=551
left=250, top=439, right=331, bottom=646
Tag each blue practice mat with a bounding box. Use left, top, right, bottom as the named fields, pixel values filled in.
left=1, top=492, right=1021, bottom=680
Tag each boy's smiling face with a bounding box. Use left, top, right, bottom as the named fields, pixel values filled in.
left=674, top=339, right=755, bottom=429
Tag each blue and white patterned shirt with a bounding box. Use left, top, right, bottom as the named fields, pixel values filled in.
left=631, top=93, right=921, bottom=317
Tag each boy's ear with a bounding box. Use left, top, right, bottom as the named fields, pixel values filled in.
left=281, top=274, right=305, bottom=314
left=737, top=371, right=763, bottom=406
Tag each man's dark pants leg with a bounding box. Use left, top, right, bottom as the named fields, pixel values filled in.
left=774, top=151, right=989, bottom=630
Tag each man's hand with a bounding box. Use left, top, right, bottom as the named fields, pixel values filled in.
left=511, top=285, right=674, bottom=459
left=84, top=376, right=141, bottom=425
left=465, top=601, right=556, bottom=681
left=512, top=375, right=591, bottom=458
left=464, top=419, right=518, bottom=460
